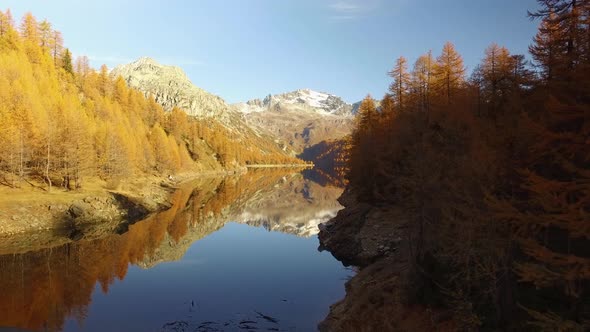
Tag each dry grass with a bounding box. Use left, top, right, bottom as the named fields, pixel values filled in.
left=0, top=177, right=106, bottom=208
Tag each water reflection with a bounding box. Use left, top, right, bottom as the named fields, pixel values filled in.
left=235, top=171, right=343, bottom=237
left=0, top=169, right=346, bottom=332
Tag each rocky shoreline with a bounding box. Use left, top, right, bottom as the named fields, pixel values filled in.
left=0, top=179, right=173, bottom=254
left=0, top=170, right=246, bottom=254
left=318, top=188, right=454, bottom=331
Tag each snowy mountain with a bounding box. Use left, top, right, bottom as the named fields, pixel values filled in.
left=233, top=89, right=356, bottom=154
left=235, top=89, right=354, bottom=117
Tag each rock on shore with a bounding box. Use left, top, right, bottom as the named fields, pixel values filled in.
left=317, top=188, right=455, bottom=331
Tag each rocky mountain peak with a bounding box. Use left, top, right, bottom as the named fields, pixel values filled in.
left=135, top=56, right=158, bottom=65
left=111, top=57, right=226, bottom=118
left=236, top=89, right=354, bottom=117
left=231, top=89, right=356, bottom=154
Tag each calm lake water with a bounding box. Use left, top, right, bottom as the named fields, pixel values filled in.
left=0, top=169, right=351, bottom=332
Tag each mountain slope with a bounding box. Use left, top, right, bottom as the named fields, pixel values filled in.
left=112, top=58, right=355, bottom=163
left=112, top=57, right=300, bottom=165
left=233, top=89, right=355, bottom=154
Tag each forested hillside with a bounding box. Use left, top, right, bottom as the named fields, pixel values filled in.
left=345, top=0, right=589, bottom=329
left=0, top=10, right=299, bottom=192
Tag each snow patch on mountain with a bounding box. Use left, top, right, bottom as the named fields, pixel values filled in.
left=283, top=89, right=331, bottom=109
left=235, top=89, right=355, bottom=117
left=234, top=103, right=265, bottom=114
left=231, top=89, right=356, bottom=154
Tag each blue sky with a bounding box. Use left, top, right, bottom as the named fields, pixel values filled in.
left=5, top=0, right=541, bottom=103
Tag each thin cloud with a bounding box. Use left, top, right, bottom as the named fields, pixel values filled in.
left=329, top=2, right=361, bottom=12
left=327, top=0, right=382, bottom=21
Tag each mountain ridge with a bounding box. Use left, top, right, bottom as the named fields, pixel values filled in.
left=112, top=57, right=358, bottom=159
left=111, top=56, right=230, bottom=120
left=233, top=89, right=356, bottom=155
left=235, top=88, right=355, bottom=117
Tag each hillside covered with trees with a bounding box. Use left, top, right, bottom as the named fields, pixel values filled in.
left=336, top=0, right=589, bottom=330
left=0, top=10, right=299, bottom=192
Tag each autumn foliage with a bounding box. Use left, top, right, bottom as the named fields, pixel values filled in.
left=348, top=1, right=589, bottom=329
left=0, top=11, right=299, bottom=192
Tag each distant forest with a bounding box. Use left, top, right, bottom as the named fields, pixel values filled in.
left=0, top=10, right=299, bottom=191
left=348, top=0, right=589, bottom=330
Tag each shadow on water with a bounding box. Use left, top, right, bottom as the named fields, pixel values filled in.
left=300, top=168, right=346, bottom=188
left=0, top=168, right=347, bottom=332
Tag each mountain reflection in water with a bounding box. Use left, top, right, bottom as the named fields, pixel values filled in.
left=236, top=171, right=343, bottom=237
left=0, top=169, right=347, bottom=332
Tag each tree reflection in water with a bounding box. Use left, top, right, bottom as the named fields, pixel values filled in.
left=0, top=169, right=344, bottom=331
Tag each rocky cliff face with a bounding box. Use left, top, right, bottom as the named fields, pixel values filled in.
left=233, top=89, right=355, bottom=154
left=111, top=57, right=229, bottom=119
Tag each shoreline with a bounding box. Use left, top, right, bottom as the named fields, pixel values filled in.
left=0, top=167, right=252, bottom=254
left=0, top=166, right=252, bottom=238
left=245, top=164, right=313, bottom=168
left=317, top=188, right=454, bottom=331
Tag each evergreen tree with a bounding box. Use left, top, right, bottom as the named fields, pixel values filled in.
left=61, top=48, right=73, bottom=75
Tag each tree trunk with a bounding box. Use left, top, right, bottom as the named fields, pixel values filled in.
left=45, top=141, right=52, bottom=192
left=18, top=130, right=24, bottom=184
left=447, top=75, right=451, bottom=105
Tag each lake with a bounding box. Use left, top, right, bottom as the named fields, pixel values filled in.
left=0, top=169, right=351, bottom=332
